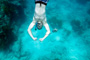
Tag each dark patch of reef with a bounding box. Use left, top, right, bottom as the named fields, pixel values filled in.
left=76, top=0, right=90, bottom=5
left=70, top=20, right=84, bottom=35
left=0, top=24, right=17, bottom=51
left=1, top=0, right=26, bottom=26
left=0, top=0, right=26, bottom=51
left=70, top=19, right=90, bottom=35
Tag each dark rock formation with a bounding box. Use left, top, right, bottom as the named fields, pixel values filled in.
left=76, top=0, right=90, bottom=5
left=0, top=0, right=27, bottom=51
left=70, top=20, right=85, bottom=35
left=0, top=24, right=17, bottom=51
left=2, top=1, right=26, bottom=26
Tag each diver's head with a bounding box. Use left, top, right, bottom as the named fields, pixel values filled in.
left=36, top=21, right=43, bottom=30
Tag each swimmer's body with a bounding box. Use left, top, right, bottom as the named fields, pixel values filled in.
left=27, top=0, right=50, bottom=41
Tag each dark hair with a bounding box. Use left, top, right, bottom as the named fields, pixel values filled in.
left=36, top=21, right=43, bottom=30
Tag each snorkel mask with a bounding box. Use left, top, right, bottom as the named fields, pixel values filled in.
left=36, top=21, right=43, bottom=30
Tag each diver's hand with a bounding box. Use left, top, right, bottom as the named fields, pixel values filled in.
left=39, top=38, right=44, bottom=42
left=33, top=37, right=37, bottom=41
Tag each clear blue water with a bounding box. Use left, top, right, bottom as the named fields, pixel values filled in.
left=0, top=0, right=90, bottom=60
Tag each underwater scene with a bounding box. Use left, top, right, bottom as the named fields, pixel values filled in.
left=0, top=0, right=90, bottom=60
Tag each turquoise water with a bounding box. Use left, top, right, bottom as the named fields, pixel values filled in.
left=0, top=0, right=90, bottom=60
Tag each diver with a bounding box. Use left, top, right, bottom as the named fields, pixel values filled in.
left=27, top=0, right=50, bottom=41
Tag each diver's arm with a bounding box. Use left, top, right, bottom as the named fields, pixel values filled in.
left=27, top=20, right=37, bottom=40
left=39, top=22, right=50, bottom=41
